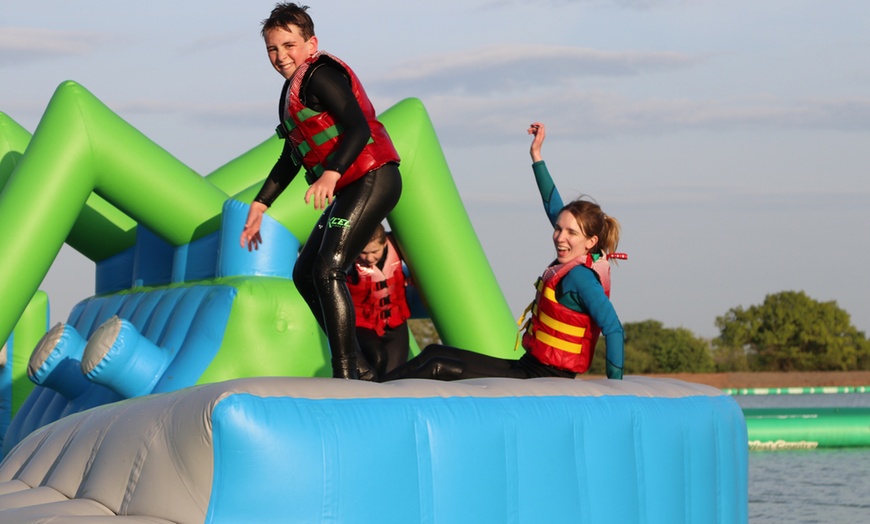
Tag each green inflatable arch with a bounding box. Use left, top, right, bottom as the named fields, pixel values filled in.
left=0, top=81, right=517, bottom=402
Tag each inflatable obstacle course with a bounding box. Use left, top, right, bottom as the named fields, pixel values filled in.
left=1, top=81, right=750, bottom=522
left=0, top=82, right=514, bottom=449
left=0, top=377, right=748, bottom=524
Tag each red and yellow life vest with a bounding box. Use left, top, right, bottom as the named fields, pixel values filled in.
left=518, top=254, right=613, bottom=373
left=280, top=51, right=400, bottom=191
left=348, top=238, right=411, bottom=336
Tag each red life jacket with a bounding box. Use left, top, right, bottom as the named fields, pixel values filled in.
left=348, top=238, right=411, bottom=336
left=281, top=52, right=400, bottom=191
left=518, top=254, right=615, bottom=373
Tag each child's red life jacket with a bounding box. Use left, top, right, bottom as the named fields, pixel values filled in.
left=280, top=51, right=400, bottom=191
left=349, top=238, right=411, bottom=335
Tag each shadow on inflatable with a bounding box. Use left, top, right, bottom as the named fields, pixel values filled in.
left=0, top=81, right=748, bottom=523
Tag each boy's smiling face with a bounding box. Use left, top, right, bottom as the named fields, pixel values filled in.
left=264, top=25, right=318, bottom=80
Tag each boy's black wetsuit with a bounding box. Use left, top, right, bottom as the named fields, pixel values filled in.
left=255, top=57, right=402, bottom=380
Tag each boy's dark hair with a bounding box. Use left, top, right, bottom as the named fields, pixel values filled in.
left=261, top=3, right=315, bottom=40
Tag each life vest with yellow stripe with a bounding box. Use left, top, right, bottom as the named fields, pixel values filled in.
left=348, top=238, right=411, bottom=336
left=518, top=254, right=613, bottom=373
left=279, top=51, right=400, bottom=191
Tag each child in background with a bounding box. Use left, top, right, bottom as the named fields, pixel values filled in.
left=347, top=224, right=412, bottom=377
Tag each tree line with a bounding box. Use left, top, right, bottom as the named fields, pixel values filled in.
left=589, top=290, right=870, bottom=374
left=411, top=290, right=870, bottom=374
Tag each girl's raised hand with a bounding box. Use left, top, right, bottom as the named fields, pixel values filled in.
left=528, top=122, right=546, bottom=162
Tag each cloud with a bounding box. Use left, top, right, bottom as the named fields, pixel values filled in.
left=0, top=27, right=108, bottom=66
left=108, top=98, right=273, bottom=129
left=371, top=44, right=698, bottom=96
left=613, top=184, right=870, bottom=212
left=178, top=31, right=250, bottom=55
left=368, top=43, right=870, bottom=142
left=396, top=91, right=870, bottom=147
left=482, top=0, right=696, bottom=9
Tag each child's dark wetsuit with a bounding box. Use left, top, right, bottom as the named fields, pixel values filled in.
left=254, top=52, right=402, bottom=381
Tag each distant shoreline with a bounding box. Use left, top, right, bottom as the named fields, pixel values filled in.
left=636, top=371, right=870, bottom=390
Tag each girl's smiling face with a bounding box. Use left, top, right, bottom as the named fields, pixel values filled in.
left=264, top=25, right=318, bottom=80
left=553, top=210, right=598, bottom=263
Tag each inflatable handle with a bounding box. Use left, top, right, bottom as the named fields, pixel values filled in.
left=82, top=316, right=172, bottom=398
left=217, top=199, right=300, bottom=279
left=27, top=323, right=90, bottom=400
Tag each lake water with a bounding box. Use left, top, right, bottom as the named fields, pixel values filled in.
left=733, top=392, right=870, bottom=523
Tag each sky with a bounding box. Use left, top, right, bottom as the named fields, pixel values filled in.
left=2, top=0, right=869, bottom=340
